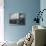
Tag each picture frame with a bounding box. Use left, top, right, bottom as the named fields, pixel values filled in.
left=9, top=12, right=25, bottom=25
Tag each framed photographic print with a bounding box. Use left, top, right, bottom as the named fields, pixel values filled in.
left=9, top=12, right=25, bottom=25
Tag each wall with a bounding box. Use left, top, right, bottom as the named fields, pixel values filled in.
left=40, top=0, right=46, bottom=26
left=4, top=0, right=40, bottom=42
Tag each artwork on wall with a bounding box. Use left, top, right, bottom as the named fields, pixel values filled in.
left=33, top=9, right=46, bottom=24
left=9, top=12, right=25, bottom=25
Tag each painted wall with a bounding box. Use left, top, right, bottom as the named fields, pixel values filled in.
left=40, top=0, right=46, bottom=27
left=4, top=0, right=40, bottom=42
